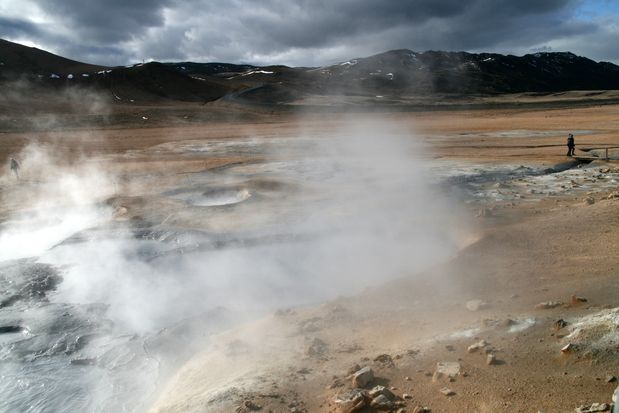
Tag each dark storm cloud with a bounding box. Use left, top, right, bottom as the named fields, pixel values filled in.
left=0, top=16, right=42, bottom=38
left=36, top=0, right=173, bottom=43
left=1, top=0, right=616, bottom=65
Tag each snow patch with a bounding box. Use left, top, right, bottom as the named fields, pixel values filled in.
left=241, top=70, right=274, bottom=76
left=340, top=59, right=359, bottom=66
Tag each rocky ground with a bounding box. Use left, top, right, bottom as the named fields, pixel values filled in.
left=1, top=100, right=619, bottom=413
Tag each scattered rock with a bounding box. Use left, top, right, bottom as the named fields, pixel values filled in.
left=437, top=362, right=461, bottom=377
left=575, top=403, right=610, bottom=412
left=404, top=376, right=411, bottom=381
left=466, top=299, right=488, bottom=311
left=305, top=338, right=328, bottom=357
left=486, top=354, right=497, bottom=365
left=467, top=340, right=488, bottom=353
left=535, top=301, right=564, bottom=310
left=605, top=375, right=617, bottom=383
left=403, top=394, right=413, bottom=399
left=445, top=344, right=455, bottom=351
left=433, top=362, right=460, bottom=381
left=440, top=387, right=455, bottom=396
left=554, top=319, right=568, bottom=330
left=606, top=191, right=619, bottom=200
left=352, top=367, right=374, bottom=388
left=561, top=343, right=575, bottom=354
left=235, top=400, right=262, bottom=413
left=368, top=385, right=395, bottom=400
left=370, top=394, right=394, bottom=410
left=571, top=295, right=588, bottom=306
left=334, top=389, right=366, bottom=413
left=412, top=407, right=430, bottom=413
left=584, top=196, right=595, bottom=205
left=374, top=354, right=395, bottom=367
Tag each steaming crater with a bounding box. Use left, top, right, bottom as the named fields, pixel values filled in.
left=187, top=187, right=251, bottom=206
left=166, top=186, right=252, bottom=206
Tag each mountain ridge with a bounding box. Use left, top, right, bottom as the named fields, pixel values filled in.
left=2, top=38, right=619, bottom=104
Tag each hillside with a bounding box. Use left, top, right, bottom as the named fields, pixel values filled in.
left=2, top=38, right=619, bottom=105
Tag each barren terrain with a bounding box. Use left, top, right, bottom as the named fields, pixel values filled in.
left=1, top=98, right=619, bottom=413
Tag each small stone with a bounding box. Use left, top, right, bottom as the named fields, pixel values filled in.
left=467, top=340, right=488, bottom=353
left=554, top=319, right=568, bottom=330
left=584, top=196, right=595, bottom=205
left=486, top=354, right=497, bottom=365
left=606, top=375, right=617, bottom=383
left=440, top=387, right=455, bottom=396
left=352, top=366, right=374, bottom=388
left=404, top=376, right=411, bottom=381
left=403, top=393, right=413, bottom=399
left=571, top=295, right=588, bottom=306
left=466, top=299, right=488, bottom=311
left=412, top=407, right=429, bottom=413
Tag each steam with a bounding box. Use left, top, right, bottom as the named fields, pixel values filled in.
left=0, top=113, right=465, bottom=412
left=0, top=144, right=114, bottom=261
left=2, top=117, right=461, bottom=332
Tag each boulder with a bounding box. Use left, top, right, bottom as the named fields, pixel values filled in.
left=352, top=366, right=374, bottom=388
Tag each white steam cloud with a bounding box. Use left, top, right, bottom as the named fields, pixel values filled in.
left=0, top=116, right=466, bottom=412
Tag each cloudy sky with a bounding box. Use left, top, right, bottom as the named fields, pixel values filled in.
left=1, top=0, right=619, bottom=66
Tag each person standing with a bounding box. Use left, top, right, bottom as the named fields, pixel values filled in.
left=567, top=133, right=575, bottom=157
left=9, top=157, right=20, bottom=179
